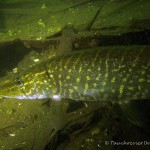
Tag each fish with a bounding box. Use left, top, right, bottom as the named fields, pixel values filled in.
left=0, top=45, right=149, bottom=102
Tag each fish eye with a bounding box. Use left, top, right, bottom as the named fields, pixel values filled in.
left=15, top=74, right=24, bottom=88
left=16, top=80, right=24, bottom=87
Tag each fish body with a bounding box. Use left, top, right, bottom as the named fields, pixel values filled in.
left=0, top=46, right=149, bottom=102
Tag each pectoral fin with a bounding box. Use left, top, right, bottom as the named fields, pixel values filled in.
left=119, top=99, right=150, bottom=129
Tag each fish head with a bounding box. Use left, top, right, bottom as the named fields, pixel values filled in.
left=0, top=68, right=44, bottom=99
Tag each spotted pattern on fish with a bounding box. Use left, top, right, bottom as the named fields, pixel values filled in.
left=0, top=46, right=149, bottom=102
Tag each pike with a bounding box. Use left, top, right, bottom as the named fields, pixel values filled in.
left=0, top=46, right=149, bottom=102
